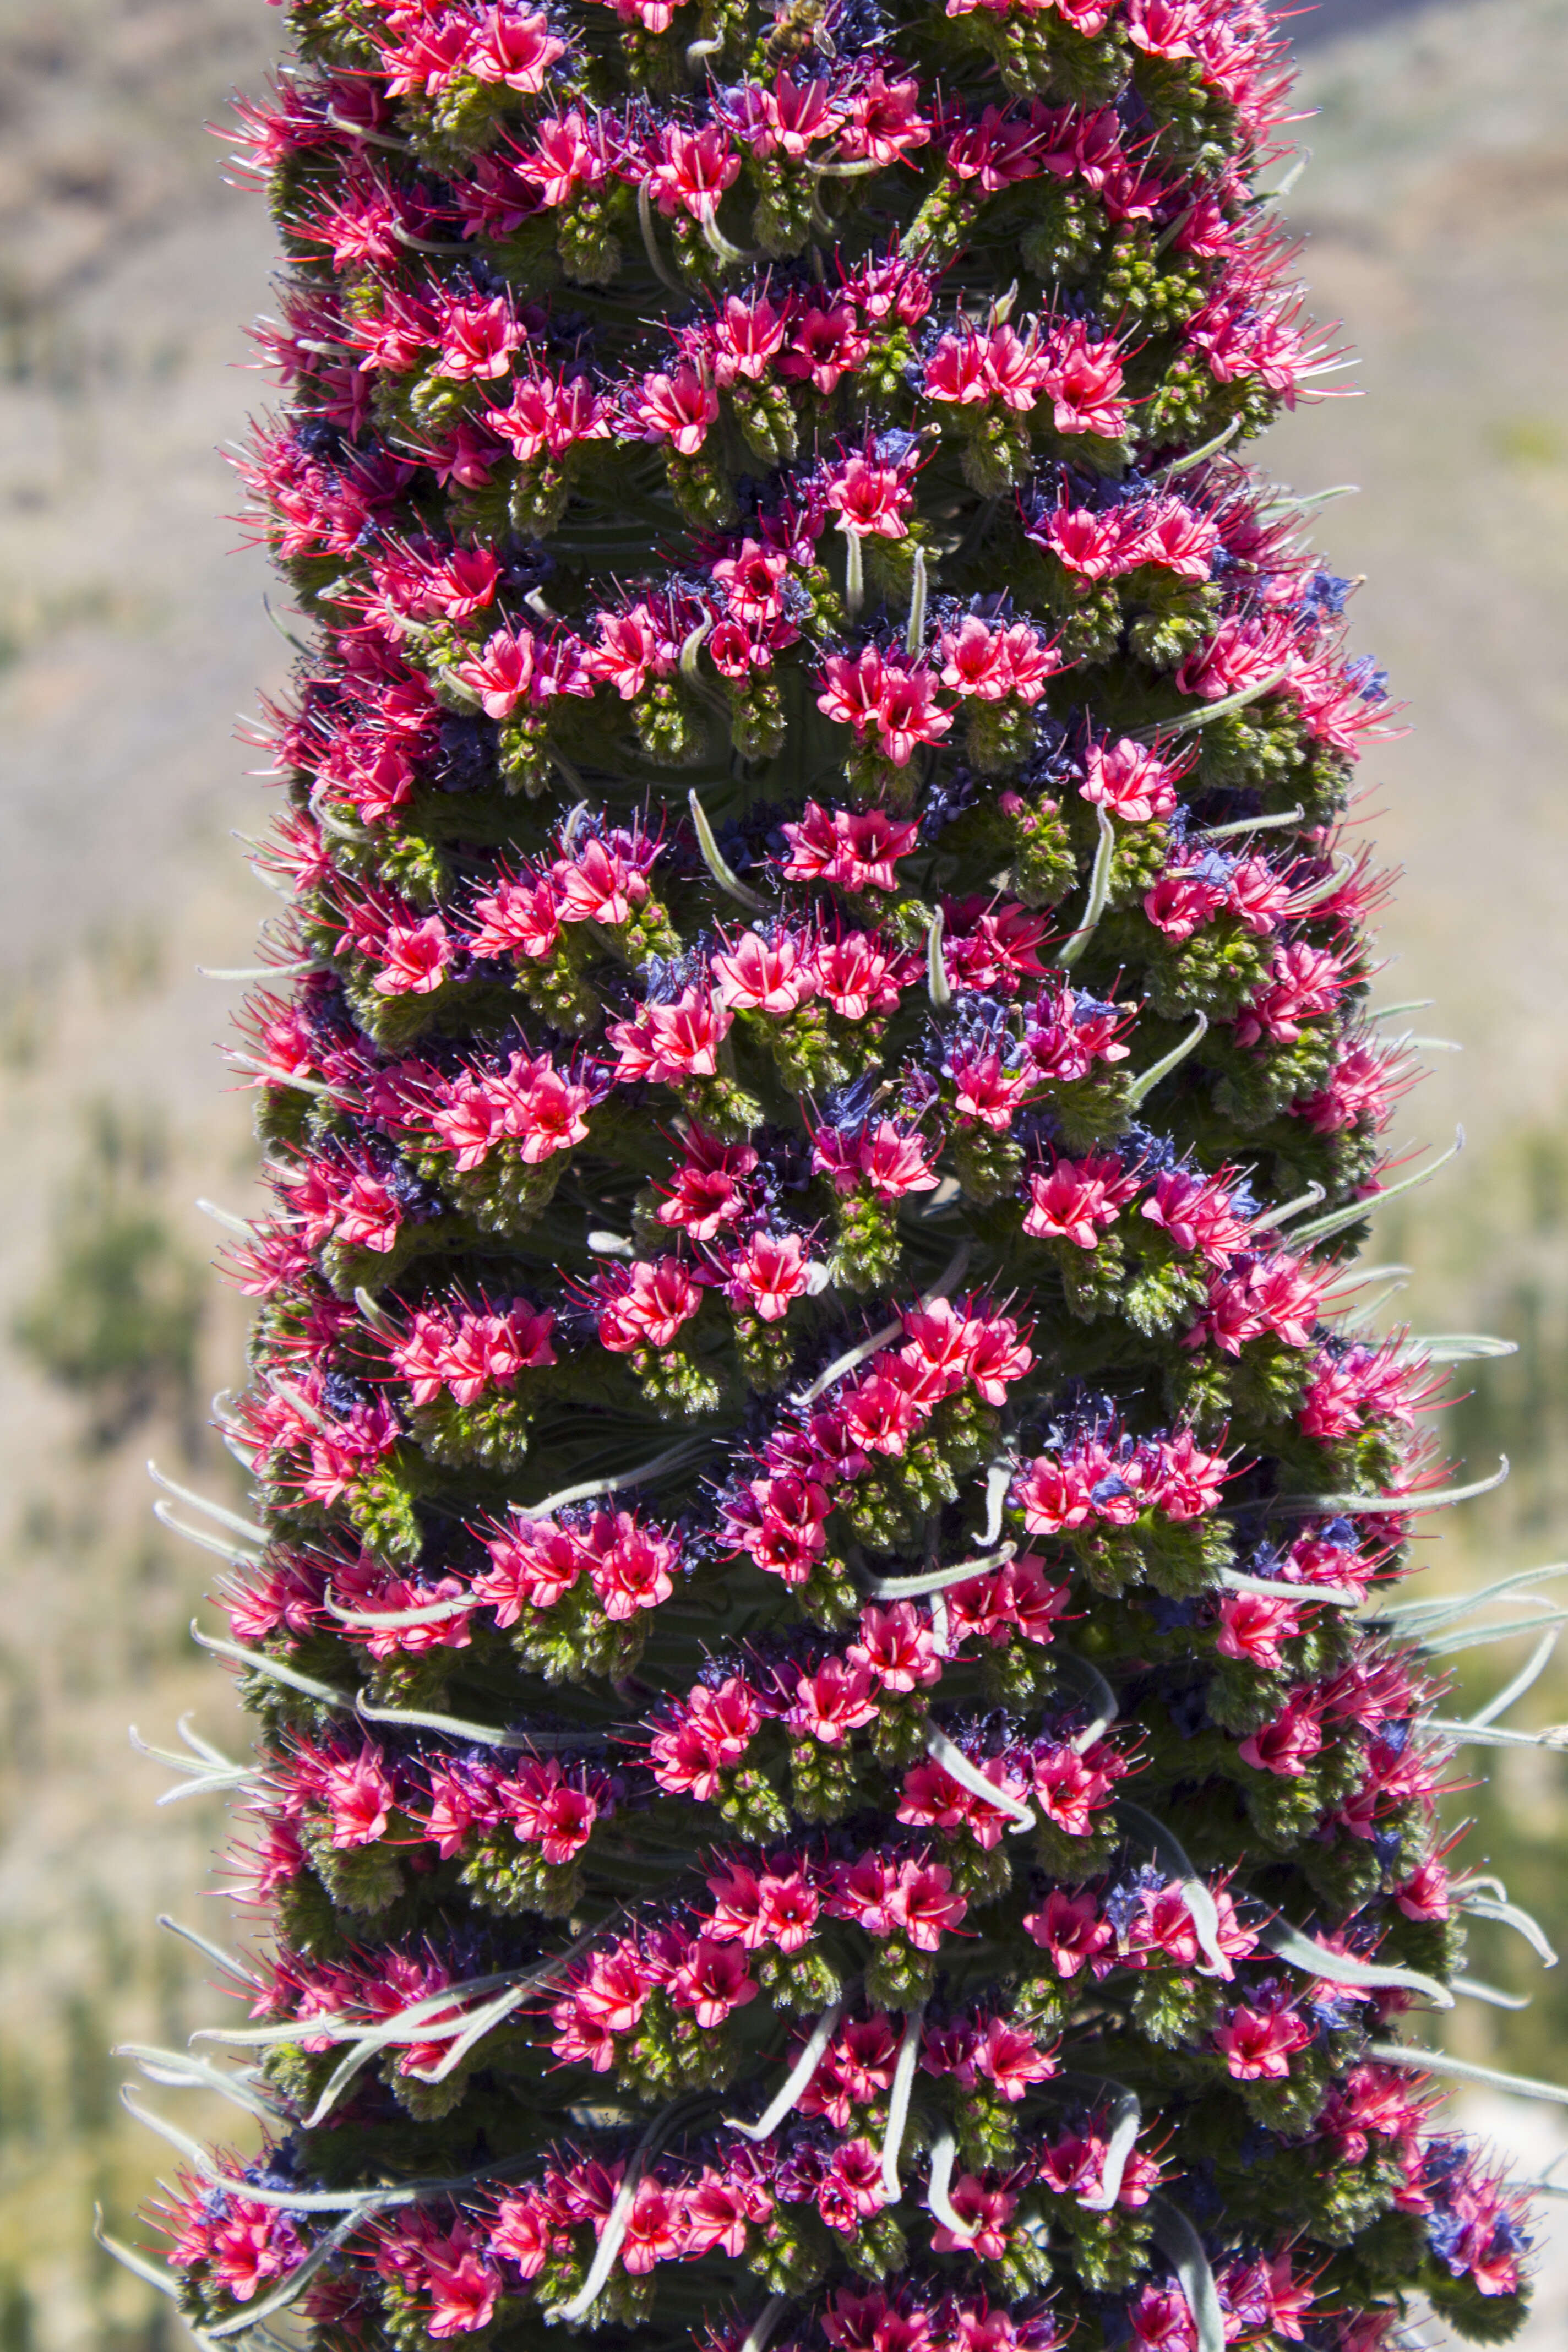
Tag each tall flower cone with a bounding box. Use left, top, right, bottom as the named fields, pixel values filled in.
left=121, top=4, right=1554, bottom=2349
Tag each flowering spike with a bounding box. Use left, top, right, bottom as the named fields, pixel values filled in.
left=134, top=8, right=1554, bottom=2350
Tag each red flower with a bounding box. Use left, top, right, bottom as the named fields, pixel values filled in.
left=373, top=913, right=451, bottom=996
left=589, top=1255, right=704, bottom=1352
left=437, top=295, right=522, bottom=383
left=1213, top=2001, right=1313, bottom=2081
left=1023, top=1153, right=1139, bottom=1249
left=650, top=124, right=739, bottom=220
left=711, top=925, right=814, bottom=1013
left=932, top=2175, right=1015, bottom=2260
left=623, top=365, right=719, bottom=455
left=670, top=1937, right=756, bottom=2027
left=608, top=987, right=733, bottom=1082
left=466, top=7, right=565, bottom=92
left=779, top=800, right=922, bottom=892
left=721, top=1228, right=814, bottom=1322
left=1023, top=1888, right=1114, bottom=1979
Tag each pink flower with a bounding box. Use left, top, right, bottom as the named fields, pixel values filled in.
left=623, top=365, right=719, bottom=455
left=465, top=6, right=565, bottom=90
left=657, top=1127, right=758, bottom=1239
left=836, top=73, right=930, bottom=167
left=817, top=647, right=952, bottom=766
left=521, top=111, right=608, bottom=208
left=850, top=1602, right=941, bottom=1693
left=1145, top=867, right=1227, bottom=939
left=728, top=68, right=844, bottom=159
left=778, top=801, right=921, bottom=893
left=813, top=1117, right=939, bottom=1201
left=778, top=301, right=869, bottom=395
left=315, top=1746, right=397, bottom=1849
left=467, top=873, right=563, bottom=961
left=818, top=2138, right=887, bottom=2234
left=890, top=1859, right=967, bottom=1950
left=1023, top=1888, right=1114, bottom=1979
left=1123, top=492, right=1220, bottom=579
left=1033, top=500, right=1134, bottom=581
left=976, top=2015, right=1058, bottom=2101
left=650, top=123, right=739, bottom=219
left=451, top=625, right=537, bottom=718
left=1023, top=1153, right=1138, bottom=1248
left=1239, top=1693, right=1325, bottom=1778
left=419, top=545, right=501, bottom=621
left=1129, top=2286, right=1197, bottom=2352
left=589, top=1256, right=704, bottom=1352
left=618, top=2179, right=683, bottom=2274
left=1141, top=1169, right=1249, bottom=1265
left=437, top=295, right=522, bottom=383
left=709, top=290, right=790, bottom=384
left=491, top=2192, right=558, bottom=2279
left=1213, top=2001, right=1313, bottom=2081
left=924, top=330, right=991, bottom=407
left=609, top=987, right=733, bottom=1084
left=722, top=1228, right=814, bottom=1321
left=590, top=600, right=679, bottom=699
left=939, top=616, right=1055, bottom=702
left=1234, top=941, right=1347, bottom=1046
left=1036, top=317, right=1129, bottom=439
left=174, top=2197, right=302, bottom=2304
left=932, top=2175, right=1015, bottom=2260
left=945, top=105, right=1042, bottom=194
left=670, top=1937, right=757, bottom=2027
left=580, top=1510, right=681, bottom=1619
left=787, top=1656, right=880, bottom=1745
left=825, top=453, right=916, bottom=540
left=373, top=913, right=451, bottom=995
left=1216, top=1589, right=1303, bottom=1669
left=713, top=537, right=791, bottom=624
left=552, top=835, right=649, bottom=927
left=1395, top=1859, right=1451, bottom=1923
left=1080, top=737, right=1180, bottom=823
left=840, top=1369, right=925, bottom=1458
left=711, top=926, right=814, bottom=1014
left=426, top=2244, right=500, bottom=2338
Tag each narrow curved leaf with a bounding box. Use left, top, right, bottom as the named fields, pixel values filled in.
left=1147, top=2196, right=1225, bottom=2352
left=1366, top=2041, right=1568, bottom=2106
left=1258, top=1919, right=1452, bottom=2010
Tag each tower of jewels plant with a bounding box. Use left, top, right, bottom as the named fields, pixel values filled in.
left=122, top=3, right=1561, bottom=2349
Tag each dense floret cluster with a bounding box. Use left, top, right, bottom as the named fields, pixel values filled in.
left=136, top=3, right=1541, bottom=2350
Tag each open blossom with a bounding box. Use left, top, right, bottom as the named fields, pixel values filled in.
left=939, top=617, right=1061, bottom=704
left=816, top=646, right=953, bottom=766
left=1023, top=1153, right=1139, bottom=1248
left=720, top=1227, right=815, bottom=1321
left=622, top=364, right=718, bottom=454
left=824, top=451, right=916, bottom=540
left=608, top=987, right=732, bottom=1082
left=587, top=1255, right=704, bottom=1352
left=1080, top=736, right=1182, bottom=822
left=778, top=801, right=922, bottom=892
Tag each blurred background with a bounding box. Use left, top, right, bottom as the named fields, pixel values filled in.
left=0, top=0, right=1564, bottom=2342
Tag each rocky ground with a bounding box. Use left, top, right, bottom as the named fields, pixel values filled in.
left=0, top=0, right=1564, bottom=2343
